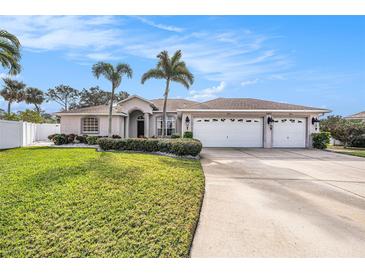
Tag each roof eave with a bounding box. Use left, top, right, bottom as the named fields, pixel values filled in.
left=177, top=108, right=331, bottom=113
left=57, top=112, right=127, bottom=116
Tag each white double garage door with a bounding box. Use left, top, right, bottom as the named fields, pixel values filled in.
left=193, top=117, right=306, bottom=148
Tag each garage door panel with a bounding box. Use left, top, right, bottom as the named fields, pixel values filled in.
left=272, top=118, right=306, bottom=148
left=193, top=118, right=263, bottom=147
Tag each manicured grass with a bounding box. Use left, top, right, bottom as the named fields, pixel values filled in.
left=0, top=147, right=205, bottom=257
left=327, top=146, right=365, bottom=158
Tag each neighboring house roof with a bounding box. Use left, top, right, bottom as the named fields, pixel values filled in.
left=178, top=98, right=330, bottom=112
left=345, top=111, right=365, bottom=120
left=150, top=99, right=196, bottom=112
left=56, top=105, right=127, bottom=116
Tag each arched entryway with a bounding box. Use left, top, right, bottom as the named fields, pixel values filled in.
left=127, top=109, right=149, bottom=138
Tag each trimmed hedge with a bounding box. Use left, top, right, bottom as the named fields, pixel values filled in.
left=86, top=136, right=99, bottom=145
left=98, top=138, right=202, bottom=157
left=183, top=131, right=193, bottom=138
left=312, top=132, right=331, bottom=149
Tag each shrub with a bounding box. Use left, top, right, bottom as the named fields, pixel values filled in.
left=351, top=137, right=365, bottom=148
left=171, top=134, right=181, bottom=139
left=67, top=134, right=77, bottom=143
left=112, top=134, right=122, bottom=139
left=86, top=136, right=99, bottom=145
left=52, top=134, right=67, bottom=145
left=312, top=132, right=331, bottom=149
left=76, top=135, right=88, bottom=143
left=98, top=138, right=202, bottom=156
left=183, top=131, right=193, bottom=138
left=48, top=134, right=56, bottom=141
left=97, top=138, right=116, bottom=150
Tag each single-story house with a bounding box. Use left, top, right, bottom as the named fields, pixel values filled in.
left=57, top=95, right=330, bottom=148
left=345, top=111, right=365, bottom=122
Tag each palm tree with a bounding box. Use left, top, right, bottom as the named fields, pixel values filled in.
left=141, top=50, right=193, bottom=137
left=0, top=78, right=25, bottom=114
left=25, top=87, right=44, bottom=113
left=92, top=62, right=133, bottom=137
left=0, top=30, right=21, bottom=75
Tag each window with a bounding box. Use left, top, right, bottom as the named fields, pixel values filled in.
left=82, top=117, right=99, bottom=134
left=157, top=116, right=176, bottom=136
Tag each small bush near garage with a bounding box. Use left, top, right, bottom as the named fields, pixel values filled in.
left=312, top=132, right=331, bottom=149
left=98, top=138, right=202, bottom=157
left=183, top=131, right=193, bottom=138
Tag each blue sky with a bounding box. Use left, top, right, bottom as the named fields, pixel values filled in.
left=0, top=16, right=364, bottom=115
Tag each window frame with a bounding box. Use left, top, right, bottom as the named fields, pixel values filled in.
left=81, top=116, right=99, bottom=134
left=156, top=116, right=176, bottom=136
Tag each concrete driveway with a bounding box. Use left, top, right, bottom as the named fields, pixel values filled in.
left=191, top=148, right=365, bottom=257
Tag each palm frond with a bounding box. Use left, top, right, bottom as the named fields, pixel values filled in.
left=0, top=30, right=20, bottom=48
left=156, top=50, right=170, bottom=71
left=0, top=30, right=21, bottom=75
left=0, top=51, right=21, bottom=75
left=171, top=75, right=192, bottom=89
left=92, top=62, right=114, bottom=81
left=174, top=65, right=194, bottom=85
left=116, top=63, right=133, bottom=78
left=141, top=69, right=166, bottom=84
left=170, top=50, right=182, bottom=66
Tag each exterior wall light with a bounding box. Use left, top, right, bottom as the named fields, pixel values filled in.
left=312, top=117, right=320, bottom=125
left=185, top=116, right=190, bottom=130
left=267, top=116, right=274, bottom=124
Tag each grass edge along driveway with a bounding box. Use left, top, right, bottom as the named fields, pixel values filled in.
left=0, top=147, right=205, bottom=258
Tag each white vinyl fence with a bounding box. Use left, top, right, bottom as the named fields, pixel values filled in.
left=0, top=120, right=60, bottom=149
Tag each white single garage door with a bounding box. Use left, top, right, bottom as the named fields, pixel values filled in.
left=193, top=117, right=263, bottom=147
left=273, top=118, right=306, bottom=148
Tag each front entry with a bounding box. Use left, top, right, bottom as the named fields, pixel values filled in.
left=137, top=120, right=144, bottom=137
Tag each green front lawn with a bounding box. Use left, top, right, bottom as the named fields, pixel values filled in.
left=0, top=147, right=205, bottom=257
left=327, top=146, right=365, bottom=158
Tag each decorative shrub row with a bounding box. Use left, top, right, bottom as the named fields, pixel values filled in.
left=48, top=134, right=121, bottom=145
left=97, top=138, right=202, bottom=157
left=312, top=132, right=331, bottom=149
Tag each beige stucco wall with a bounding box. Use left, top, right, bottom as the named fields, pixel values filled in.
left=60, top=115, right=124, bottom=136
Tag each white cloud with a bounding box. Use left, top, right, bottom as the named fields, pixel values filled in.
left=240, top=78, right=258, bottom=87
left=134, top=16, right=184, bottom=33
left=0, top=16, right=122, bottom=53
left=0, top=16, right=291, bottom=86
left=188, top=81, right=226, bottom=101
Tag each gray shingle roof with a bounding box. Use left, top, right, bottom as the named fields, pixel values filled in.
left=181, top=98, right=329, bottom=111
left=346, top=111, right=365, bottom=119
left=150, top=99, right=196, bottom=112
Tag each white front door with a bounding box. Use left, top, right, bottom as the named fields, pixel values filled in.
left=272, top=118, right=306, bottom=148
left=193, top=118, right=263, bottom=147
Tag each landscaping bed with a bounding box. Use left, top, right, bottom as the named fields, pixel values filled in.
left=0, top=147, right=205, bottom=257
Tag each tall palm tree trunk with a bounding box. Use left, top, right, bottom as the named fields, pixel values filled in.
left=7, top=101, right=11, bottom=114
left=35, top=104, right=40, bottom=113
left=108, top=84, right=115, bottom=137
left=162, top=79, right=170, bottom=137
